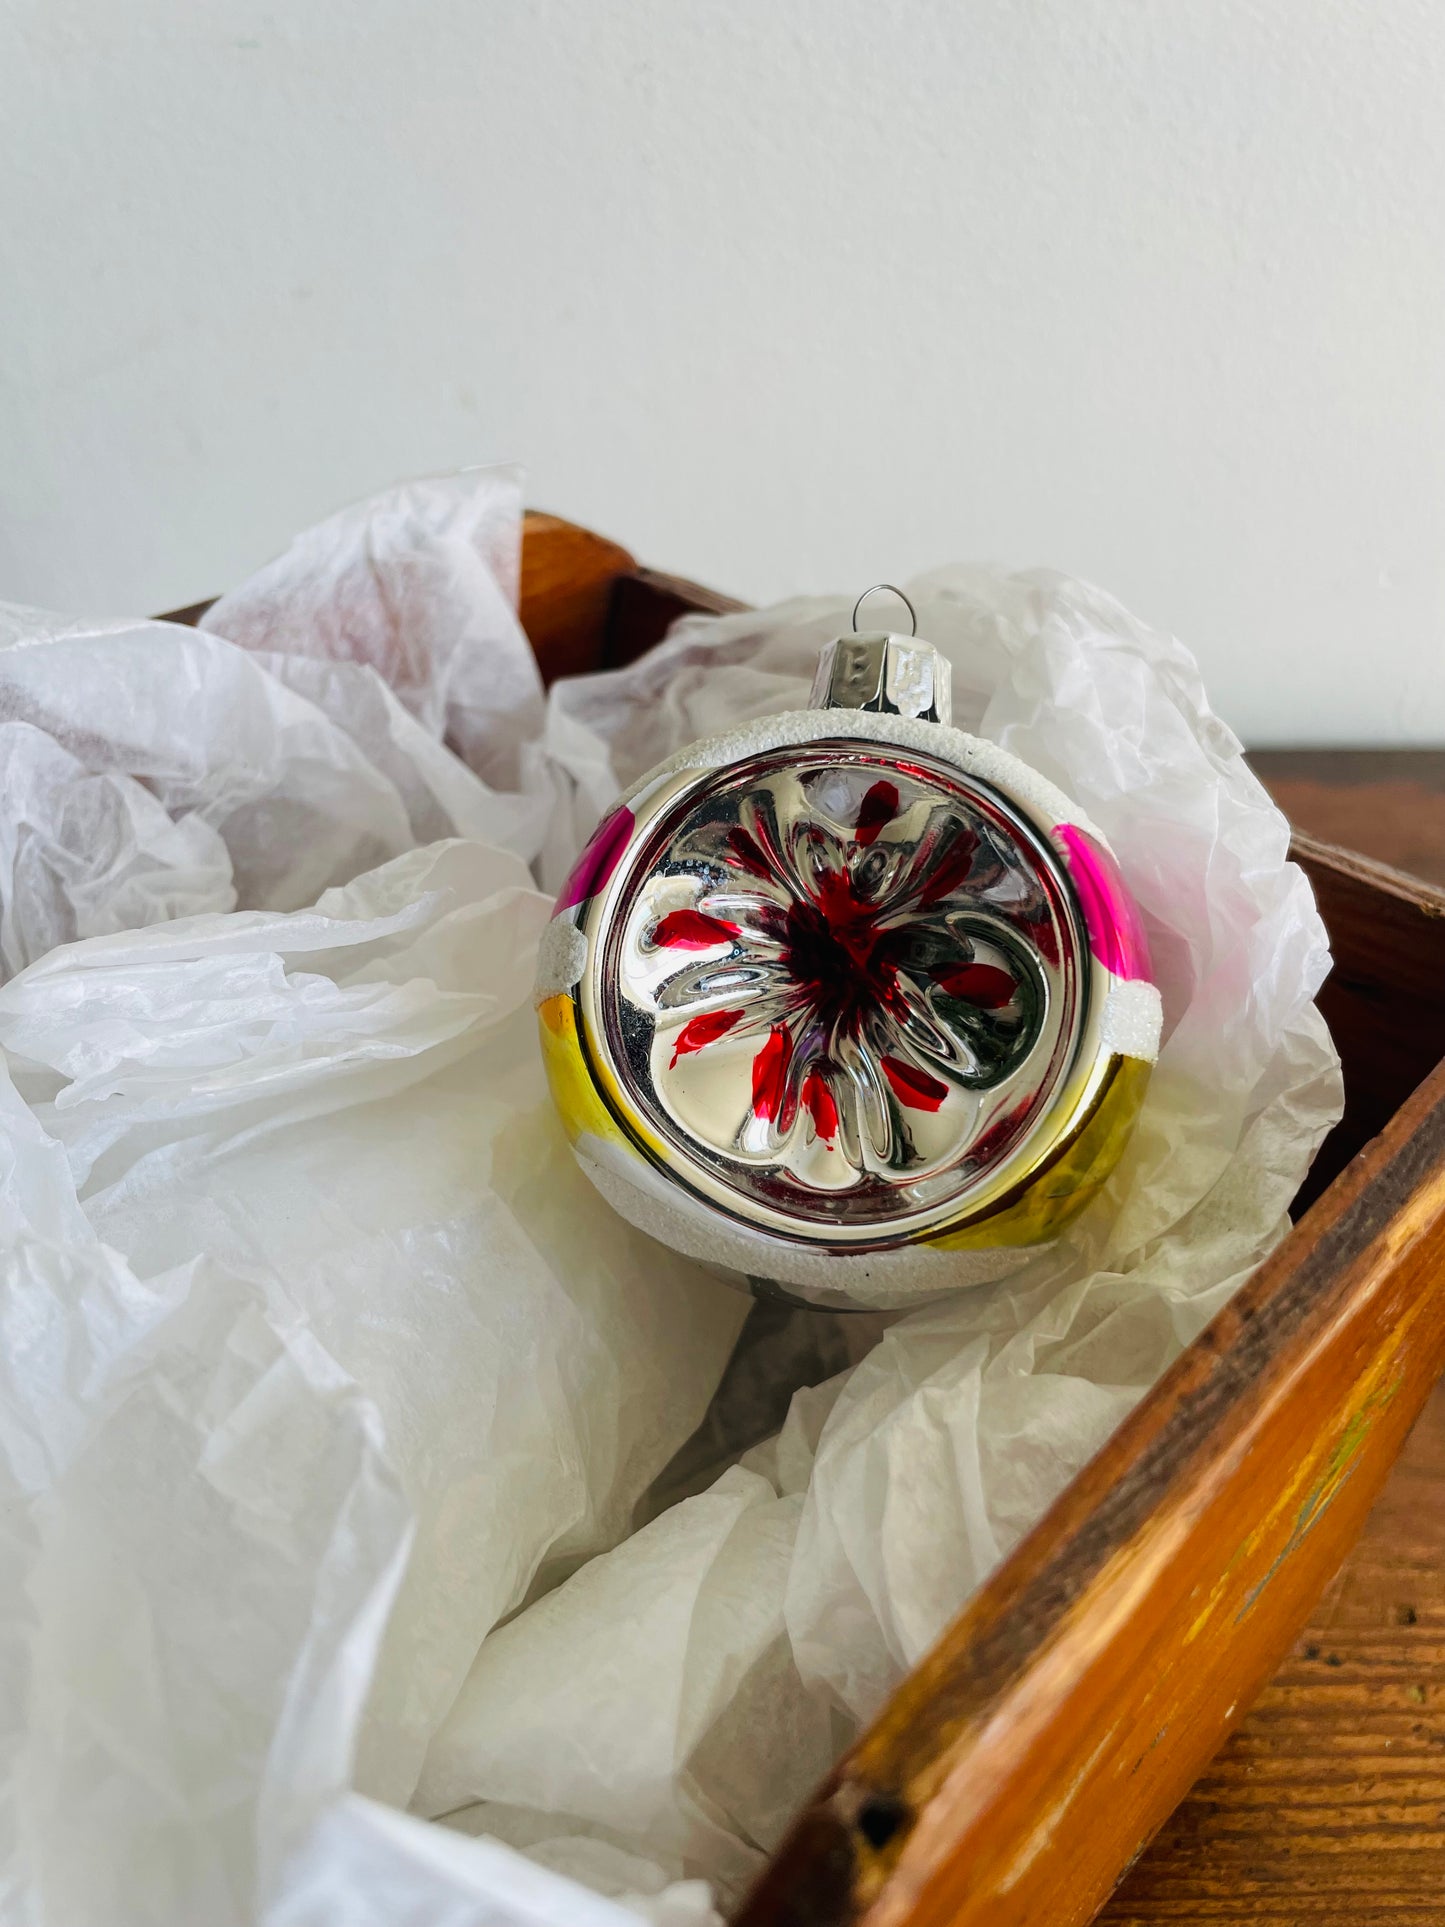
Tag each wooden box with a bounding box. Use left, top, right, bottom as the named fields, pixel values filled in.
left=177, top=514, right=1445, bottom=1926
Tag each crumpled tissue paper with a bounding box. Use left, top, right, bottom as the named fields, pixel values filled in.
left=0, top=468, right=1342, bottom=1927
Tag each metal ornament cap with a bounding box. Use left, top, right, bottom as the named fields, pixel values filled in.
left=809, top=631, right=952, bottom=724
left=536, top=619, right=1162, bottom=1312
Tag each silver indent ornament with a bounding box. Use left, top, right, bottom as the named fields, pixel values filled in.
left=536, top=591, right=1162, bottom=1310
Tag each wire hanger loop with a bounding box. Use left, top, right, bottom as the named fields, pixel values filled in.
left=851, top=583, right=917, bottom=636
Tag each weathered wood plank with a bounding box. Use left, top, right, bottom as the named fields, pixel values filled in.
left=517, top=511, right=636, bottom=682
left=1100, top=1375, right=1445, bottom=1923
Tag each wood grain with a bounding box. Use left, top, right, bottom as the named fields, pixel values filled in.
left=1287, top=837, right=1445, bottom=1212
left=605, top=563, right=747, bottom=666
left=1250, top=750, right=1445, bottom=890
left=1096, top=753, right=1445, bottom=1926
left=1100, top=1376, right=1445, bottom=1923
left=517, top=511, right=637, bottom=682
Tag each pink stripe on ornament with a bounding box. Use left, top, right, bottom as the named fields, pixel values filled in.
left=556, top=806, right=635, bottom=912
left=1056, top=823, right=1153, bottom=982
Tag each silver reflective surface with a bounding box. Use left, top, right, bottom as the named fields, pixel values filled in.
left=808, top=631, right=953, bottom=724
left=588, top=743, right=1090, bottom=1243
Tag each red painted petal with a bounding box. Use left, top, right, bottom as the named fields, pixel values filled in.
left=653, top=909, right=740, bottom=950
left=881, top=1054, right=949, bottom=1113
left=854, top=780, right=900, bottom=847
left=750, top=1025, right=794, bottom=1121
left=933, top=961, right=1018, bottom=1009
left=801, top=1068, right=839, bottom=1143
left=918, top=827, right=980, bottom=906
left=669, top=1007, right=744, bottom=1067
left=726, top=826, right=772, bottom=877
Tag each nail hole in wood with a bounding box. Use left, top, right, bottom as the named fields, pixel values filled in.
left=857, top=1793, right=909, bottom=1851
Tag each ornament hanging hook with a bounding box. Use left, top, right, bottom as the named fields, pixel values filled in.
left=851, top=583, right=917, bottom=637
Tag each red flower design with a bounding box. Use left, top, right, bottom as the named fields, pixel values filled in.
left=646, top=763, right=1042, bottom=1171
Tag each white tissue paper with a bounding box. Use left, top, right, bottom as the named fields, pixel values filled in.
left=0, top=469, right=1342, bottom=1927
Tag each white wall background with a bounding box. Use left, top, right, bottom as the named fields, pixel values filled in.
left=3, top=0, right=1443, bottom=744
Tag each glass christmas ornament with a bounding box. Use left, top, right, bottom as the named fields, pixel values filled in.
left=535, top=591, right=1162, bottom=1310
